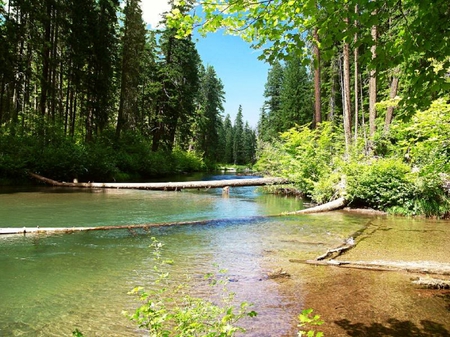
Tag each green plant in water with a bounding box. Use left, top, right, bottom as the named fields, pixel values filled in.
left=297, top=309, right=324, bottom=337
left=72, top=328, right=83, bottom=337
left=124, top=237, right=257, bottom=336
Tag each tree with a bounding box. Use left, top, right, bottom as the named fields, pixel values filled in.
left=233, top=106, right=244, bottom=165
left=116, top=0, right=146, bottom=139
left=312, top=26, right=321, bottom=127
left=259, top=61, right=284, bottom=141
left=194, top=65, right=225, bottom=161
left=150, top=1, right=201, bottom=152
left=279, top=56, right=313, bottom=128
left=222, top=114, right=234, bottom=164
left=168, top=0, right=450, bottom=151
left=242, top=122, right=256, bottom=164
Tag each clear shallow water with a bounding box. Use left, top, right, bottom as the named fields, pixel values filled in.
left=0, top=175, right=449, bottom=336
left=0, top=176, right=303, bottom=228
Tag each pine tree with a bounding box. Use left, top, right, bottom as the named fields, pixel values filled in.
left=194, top=65, right=225, bottom=161
left=116, top=0, right=146, bottom=139
left=260, top=61, right=284, bottom=140
left=233, top=105, right=244, bottom=165
left=222, top=114, right=234, bottom=164
left=242, top=122, right=256, bottom=164
left=279, top=56, right=313, bottom=128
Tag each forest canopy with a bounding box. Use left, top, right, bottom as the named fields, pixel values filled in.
left=168, top=0, right=450, bottom=217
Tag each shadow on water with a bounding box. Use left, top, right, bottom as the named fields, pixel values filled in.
left=335, top=318, right=450, bottom=336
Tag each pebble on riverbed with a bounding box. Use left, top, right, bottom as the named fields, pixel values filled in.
left=267, top=268, right=291, bottom=279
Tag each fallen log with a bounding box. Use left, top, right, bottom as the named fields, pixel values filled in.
left=28, top=172, right=287, bottom=191
left=315, top=243, right=354, bottom=261
left=300, top=259, right=450, bottom=275
left=411, top=277, right=450, bottom=289
left=0, top=216, right=264, bottom=236
left=283, top=197, right=348, bottom=215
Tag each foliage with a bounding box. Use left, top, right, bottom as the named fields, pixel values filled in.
left=72, top=329, right=83, bottom=337
left=389, top=97, right=450, bottom=172
left=259, top=58, right=313, bottom=141
left=297, top=309, right=324, bottom=337
left=124, top=238, right=257, bottom=337
left=0, top=0, right=256, bottom=180
left=255, top=122, right=342, bottom=200
left=0, top=130, right=204, bottom=183
left=345, top=158, right=415, bottom=211
left=168, top=0, right=449, bottom=111
left=255, top=97, right=450, bottom=217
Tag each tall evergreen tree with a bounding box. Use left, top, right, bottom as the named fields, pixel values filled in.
left=233, top=105, right=244, bottom=165
left=222, top=113, right=234, bottom=164
left=90, top=0, right=120, bottom=135
left=242, top=122, right=256, bottom=164
left=116, top=0, right=146, bottom=139
left=259, top=61, right=284, bottom=141
left=279, top=56, right=313, bottom=128
left=194, top=65, right=225, bottom=161
left=150, top=1, right=200, bottom=152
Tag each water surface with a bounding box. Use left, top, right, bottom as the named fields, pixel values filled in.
left=1, top=176, right=449, bottom=336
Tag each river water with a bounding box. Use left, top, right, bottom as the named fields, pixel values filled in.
left=0, top=174, right=449, bottom=336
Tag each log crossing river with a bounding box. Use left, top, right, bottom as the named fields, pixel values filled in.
left=28, top=172, right=287, bottom=190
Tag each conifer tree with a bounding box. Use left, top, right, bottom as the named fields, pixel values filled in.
left=279, top=56, right=313, bottom=128
left=116, top=0, right=146, bottom=139
left=233, top=106, right=244, bottom=165
left=194, top=65, right=225, bottom=161
left=222, top=114, right=234, bottom=164
left=148, top=1, right=200, bottom=151
left=242, top=122, right=256, bottom=164
left=260, top=62, right=284, bottom=141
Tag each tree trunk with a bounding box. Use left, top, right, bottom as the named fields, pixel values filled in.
left=28, top=172, right=287, bottom=191
left=354, top=4, right=359, bottom=142
left=40, top=0, right=52, bottom=117
left=313, top=27, right=321, bottom=127
left=285, top=197, right=348, bottom=215
left=384, top=75, right=399, bottom=133
left=343, top=38, right=352, bottom=153
left=368, top=19, right=377, bottom=141
left=328, top=57, right=336, bottom=121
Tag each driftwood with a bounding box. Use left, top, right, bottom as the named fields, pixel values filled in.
left=284, top=197, right=348, bottom=215
left=411, top=277, right=450, bottom=289
left=0, top=216, right=266, bottom=236
left=28, top=172, right=287, bottom=191
left=301, top=259, right=450, bottom=276
left=315, top=243, right=354, bottom=260
left=0, top=214, right=274, bottom=236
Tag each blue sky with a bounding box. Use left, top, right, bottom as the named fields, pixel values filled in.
left=144, top=1, right=269, bottom=128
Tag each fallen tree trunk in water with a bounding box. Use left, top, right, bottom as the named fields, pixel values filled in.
left=0, top=216, right=266, bottom=236
left=284, top=197, right=348, bottom=215
left=301, top=259, right=450, bottom=276
left=28, top=172, right=287, bottom=191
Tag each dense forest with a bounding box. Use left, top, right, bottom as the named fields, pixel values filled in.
left=0, top=0, right=256, bottom=183
left=169, top=0, right=450, bottom=217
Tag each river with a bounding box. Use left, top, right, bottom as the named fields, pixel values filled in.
left=0, top=174, right=449, bottom=336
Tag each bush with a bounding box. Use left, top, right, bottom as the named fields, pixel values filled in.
left=255, top=122, right=343, bottom=198
left=345, top=158, right=415, bottom=212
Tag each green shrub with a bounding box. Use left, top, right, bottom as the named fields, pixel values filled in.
left=255, top=122, right=343, bottom=198
left=345, top=158, right=415, bottom=212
